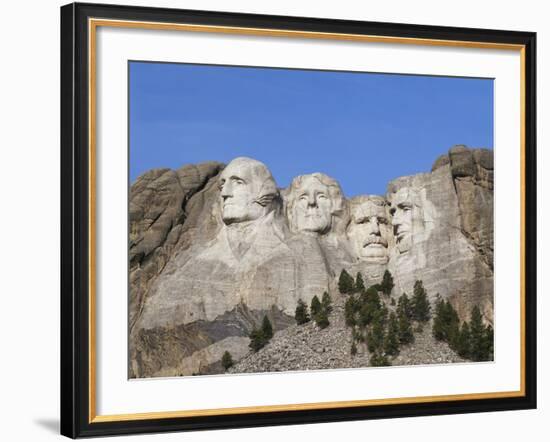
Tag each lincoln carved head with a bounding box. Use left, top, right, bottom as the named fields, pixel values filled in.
left=389, top=187, right=414, bottom=253
left=218, top=157, right=278, bottom=225
left=286, top=173, right=345, bottom=235
left=387, top=174, right=437, bottom=255
left=347, top=195, right=391, bottom=263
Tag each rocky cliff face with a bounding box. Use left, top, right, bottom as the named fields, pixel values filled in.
left=387, top=145, right=494, bottom=326
left=129, top=162, right=224, bottom=330
left=129, top=146, right=493, bottom=378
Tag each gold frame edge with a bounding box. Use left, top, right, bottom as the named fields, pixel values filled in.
left=87, top=18, right=527, bottom=423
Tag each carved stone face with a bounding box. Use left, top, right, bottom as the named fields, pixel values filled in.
left=293, top=176, right=332, bottom=233
left=389, top=187, right=414, bottom=253
left=287, top=174, right=344, bottom=235
left=347, top=196, right=390, bottom=263
left=218, top=157, right=277, bottom=225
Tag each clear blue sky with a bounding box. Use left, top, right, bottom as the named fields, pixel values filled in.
left=129, top=61, right=493, bottom=196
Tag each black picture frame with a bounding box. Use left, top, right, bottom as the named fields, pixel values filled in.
left=60, top=2, right=537, bottom=438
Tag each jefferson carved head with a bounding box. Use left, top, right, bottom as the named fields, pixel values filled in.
left=286, top=173, right=345, bottom=235
left=347, top=195, right=391, bottom=263
left=218, top=157, right=278, bottom=225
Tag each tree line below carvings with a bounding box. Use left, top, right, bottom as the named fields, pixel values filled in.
left=222, top=269, right=493, bottom=371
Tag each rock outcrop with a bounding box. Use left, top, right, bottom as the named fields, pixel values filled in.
left=129, top=162, right=224, bottom=330
left=387, top=146, right=494, bottom=326
left=129, top=147, right=493, bottom=378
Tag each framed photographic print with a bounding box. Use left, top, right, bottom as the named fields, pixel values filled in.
left=60, top=2, right=537, bottom=438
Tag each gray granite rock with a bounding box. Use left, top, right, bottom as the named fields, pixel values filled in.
left=129, top=162, right=224, bottom=330
left=387, top=146, right=493, bottom=324
left=129, top=147, right=493, bottom=378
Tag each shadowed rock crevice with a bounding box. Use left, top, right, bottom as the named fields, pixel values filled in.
left=130, top=303, right=293, bottom=378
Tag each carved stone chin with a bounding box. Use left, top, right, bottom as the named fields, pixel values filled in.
left=361, top=246, right=389, bottom=263
left=395, top=234, right=412, bottom=254
left=347, top=195, right=390, bottom=263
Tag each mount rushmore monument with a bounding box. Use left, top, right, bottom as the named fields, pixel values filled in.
left=129, top=145, right=493, bottom=378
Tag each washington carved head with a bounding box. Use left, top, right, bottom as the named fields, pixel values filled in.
left=347, top=195, right=391, bottom=263
left=286, top=173, right=345, bottom=235
left=218, top=157, right=278, bottom=225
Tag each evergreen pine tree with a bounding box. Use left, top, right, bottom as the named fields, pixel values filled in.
left=310, top=295, right=322, bottom=318
left=350, top=342, right=358, bottom=356
left=370, top=352, right=391, bottom=367
left=432, top=295, right=446, bottom=341
left=483, top=325, right=494, bottom=361
left=432, top=295, right=460, bottom=342
left=352, top=327, right=365, bottom=343
left=397, top=308, right=414, bottom=345
left=321, top=291, right=333, bottom=314
left=221, top=351, right=234, bottom=370
left=315, top=309, right=330, bottom=329
left=355, top=272, right=365, bottom=293
left=359, top=286, right=381, bottom=327
left=445, top=300, right=460, bottom=345
left=397, top=293, right=412, bottom=320
left=248, top=328, right=267, bottom=352
left=367, top=316, right=385, bottom=353
left=411, top=280, right=431, bottom=322
left=469, top=306, right=488, bottom=361
left=448, top=321, right=460, bottom=350
left=261, top=315, right=273, bottom=340
left=376, top=304, right=389, bottom=328
left=338, top=269, right=355, bottom=294
left=380, top=270, right=394, bottom=295
left=455, top=322, right=472, bottom=359
left=295, top=299, right=310, bottom=325
left=384, top=312, right=400, bottom=356
left=344, top=296, right=357, bottom=327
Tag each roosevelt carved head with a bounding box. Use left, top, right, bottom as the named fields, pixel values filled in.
left=286, top=173, right=345, bottom=235
left=218, top=157, right=278, bottom=225
left=347, top=195, right=391, bottom=263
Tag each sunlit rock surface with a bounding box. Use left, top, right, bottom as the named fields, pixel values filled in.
left=129, top=146, right=493, bottom=378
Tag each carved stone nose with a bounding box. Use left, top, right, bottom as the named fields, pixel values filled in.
left=369, top=222, right=380, bottom=235
left=392, top=212, right=401, bottom=226
left=220, top=183, right=232, bottom=198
